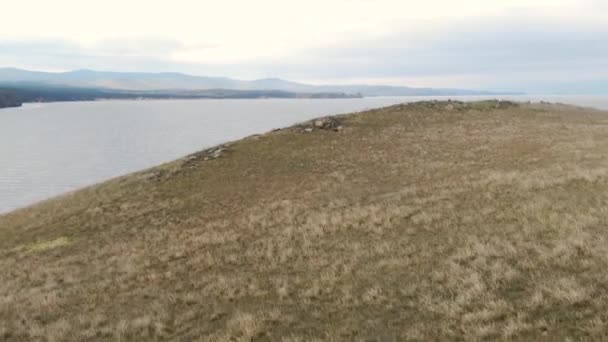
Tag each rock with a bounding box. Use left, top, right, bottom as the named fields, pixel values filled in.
left=182, top=145, right=228, bottom=168
left=138, top=169, right=168, bottom=182
left=210, top=147, right=225, bottom=159
left=296, top=117, right=343, bottom=133
left=445, top=104, right=454, bottom=111
left=311, top=117, right=342, bottom=130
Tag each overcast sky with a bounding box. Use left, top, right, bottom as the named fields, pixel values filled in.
left=1, top=0, right=607, bottom=93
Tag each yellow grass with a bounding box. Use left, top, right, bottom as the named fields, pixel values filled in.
left=2, top=100, right=608, bottom=340
left=22, top=237, right=72, bottom=253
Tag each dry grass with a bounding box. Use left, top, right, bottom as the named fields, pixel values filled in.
left=2, top=100, right=608, bottom=340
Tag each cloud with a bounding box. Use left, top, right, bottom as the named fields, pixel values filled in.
left=94, top=38, right=186, bottom=57
left=0, top=40, right=152, bottom=71
left=0, top=38, right=220, bottom=73
left=240, top=15, right=608, bottom=92
left=309, top=16, right=608, bottom=75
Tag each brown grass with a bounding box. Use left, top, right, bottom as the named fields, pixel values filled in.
left=2, top=100, right=608, bottom=340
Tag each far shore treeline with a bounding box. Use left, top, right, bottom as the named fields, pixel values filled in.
left=0, top=83, right=361, bottom=109
left=0, top=89, right=22, bottom=108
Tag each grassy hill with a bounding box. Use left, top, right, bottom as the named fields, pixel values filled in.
left=2, top=101, right=608, bottom=340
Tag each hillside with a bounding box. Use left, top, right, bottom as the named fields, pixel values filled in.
left=0, top=68, right=516, bottom=96
left=2, top=101, right=608, bottom=340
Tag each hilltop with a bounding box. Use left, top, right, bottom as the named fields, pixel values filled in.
left=2, top=101, right=608, bottom=340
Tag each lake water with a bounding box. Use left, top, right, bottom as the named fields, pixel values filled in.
left=1, top=95, right=607, bottom=214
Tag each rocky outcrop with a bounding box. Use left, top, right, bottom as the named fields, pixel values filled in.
left=182, top=145, right=229, bottom=169
left=297, top=117, right=343, bottom=133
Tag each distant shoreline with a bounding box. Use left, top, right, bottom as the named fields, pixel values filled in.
left=0, top=96, right=363, bottom=110
left=0, top=85, right=367, bottom=109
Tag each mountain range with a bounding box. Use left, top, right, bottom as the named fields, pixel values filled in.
left=0, top=68, right=518, bottom=97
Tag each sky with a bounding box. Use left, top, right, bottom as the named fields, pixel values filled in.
left=1, top=0, right=607, bottom=93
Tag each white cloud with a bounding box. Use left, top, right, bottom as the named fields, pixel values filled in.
left=1, top=0, right=598, bottom=62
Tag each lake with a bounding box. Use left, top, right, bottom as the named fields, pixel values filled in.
left=1, top=95, right=607, bottom=214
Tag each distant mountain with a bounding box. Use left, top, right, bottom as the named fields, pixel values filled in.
left=0, top=68, right=519, bottom=96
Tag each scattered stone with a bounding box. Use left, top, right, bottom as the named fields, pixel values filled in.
left=210, top=148, right=224, bottom=159
left=296, top=117, right=343, bottom=133
left=311, top=117, right=342, bottom=130
left=139, top=169, right=168, bottom=182
left=182, top=145, right=229, bottom=169
left=406, top=100, right=465, bottom=110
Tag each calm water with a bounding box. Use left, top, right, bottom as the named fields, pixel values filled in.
left=1, top=95, right=607, bottom=214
